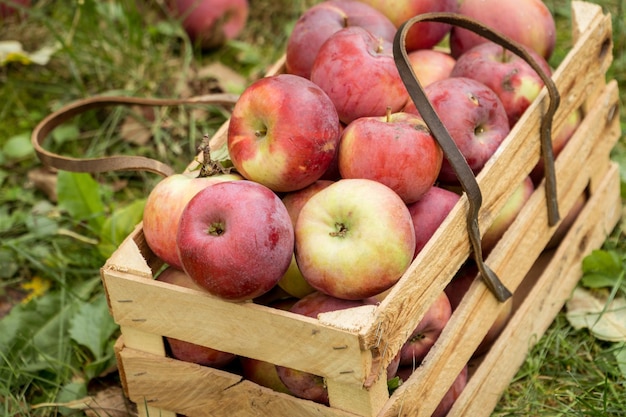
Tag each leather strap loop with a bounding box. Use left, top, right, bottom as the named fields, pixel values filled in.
left=394, top=13, right=561, bottom=302
left=31, top=93, right=239, bottom=178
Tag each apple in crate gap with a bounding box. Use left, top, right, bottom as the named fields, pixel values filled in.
left=227, top=73, right=341, bottom=192
left=275, top=292, right=400, bottom=405
left=143, top=172, right=243, bottom=270
left=295, top=179, right=416, bottom=300
left=310, top=26, right=409, bottom=124
left=155, top=267, right=237, bottom=367
left=176, top=180, right=294, bottom=301
left=404, top=76, right=510, bottom=185
left=285, top=0, right=396, bottom=79
left=407, top=186, right=460, bottom=257
left=358, top=0, right=457, bottom=51
left=449, top=0, right=556, bottom=60
left=338, top=110, right=443, bottom=204
left=444, top=261, right=513, bottom=357
left=278, top=180, right=335, bottom=299
left=167, top=0, right=249, bottom=49
left=407, top=49, right=457, bottom=88
left=450, top=41, right=553, bottom=128
left=399, top=291, right=452, bottom=367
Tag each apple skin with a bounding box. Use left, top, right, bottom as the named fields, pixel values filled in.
left=176, top=180, right=294, bottom=301
left=278, top=180, right=335, bottom=298
left=399, top=291, right=452, bottom=367
left=310, top=26, right=409, bottom=124
left=227, top=73, right=341, bottom=193
left=407, top=186, right=461, bottom=257
left=358, top=0, right=457, bottom=51
left=449, top=0, right=556, bottom=60
left=481, top=176, right=534, bottom=256
left=450, top=41, right=553, bottom=128
left=156, top=267, right=237, bottom=368
left=285, top=0, right=396, bottom=79
left=295, top=179, right=416, bottom=300
left=143, top=172, right=243, bottom=269
left=168, top=0, right=249, bottom=49
left=407, top=49, right=456, bottom=88
left=338, top=112, right=443, bottom=204
left=404, top=77, right=510, bottom=184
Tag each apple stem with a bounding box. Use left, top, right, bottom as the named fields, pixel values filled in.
left=197, top=134, right=233, bottom=178
left=329, top=222, right=348, bottom=238
left=376, top=37, right=384, bottom=53
left=386, top=106, right=392, bottom=123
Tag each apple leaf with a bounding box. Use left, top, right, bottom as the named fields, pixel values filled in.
left=97, top=198, right=146, bottom=259
left=68, top=295, right=119, bottom=360
left=581, top=249, right=625, bottom=289
left=56, top=171, right=106, bottom=232
left=566, top=287, right=626, bottom=342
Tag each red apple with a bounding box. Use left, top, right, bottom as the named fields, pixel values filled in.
left=310, top=26, right=409, bottom=124
left=404, top=77, right=510, bottom=184
left=407, top=186, right=461, bottom=257
left=449, top=0, right=556, bottom=60
left=358, top=0, right=457, bottom=51
left=156, top=267, right=237, bottom=368
left=168, top=0, right=249, bottom=49
left=407, top=49, right=457, bottom=87
left=285, top=0, right=396, bottom=79
left=176, top=180, right=294, bottom=301
left=143, top=171, right=243, bottom=269
left=450, top=41, right=553, bottom=128
left=227, top=73, right=341, bottom=192
left=338, top=110, right=443, bottom=204
left=295, top=179, right=416, bottom=300
left=399, top=291, right=452, bottom=367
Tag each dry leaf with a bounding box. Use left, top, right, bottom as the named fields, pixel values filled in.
left=566, top=287, right=626, bottom=342
left=28, top=167, right=58, bottom=202
left=197, top=62, right=247, bottom=93
left=32, top=386, right=137, bottom=417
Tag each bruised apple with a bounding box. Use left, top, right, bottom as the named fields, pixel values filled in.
left=176, top=180, right=294, bottom=301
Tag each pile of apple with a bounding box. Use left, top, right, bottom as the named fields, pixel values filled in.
left=141, top=0, right=582, bottom=413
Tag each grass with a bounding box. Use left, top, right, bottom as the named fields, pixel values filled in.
left=0, top=0, right=624, bottom=416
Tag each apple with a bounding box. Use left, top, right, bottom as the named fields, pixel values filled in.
left=399, top=291, right=452, bottom=367
left=450, top=41, right=553, bottom=128
left=404, top=77, right=510, bottom=184
left=358, top=0, right=457, bottom=51
left=227, top=73, right=341, bottom=193
left=168, top=0, right=249, bottom=49
left=407, top=49, right=457, bottom=87
left=481, top=176, right=534, bottom=256
left=156, top=267, right=237, bottom=368
left=285, top=0, right=396, bottom=79
left=278, top=180, right=335, bottom=298
left=143, top=171, right=243, bottom=269
left=449, top=0, right=556, bottom=60
left=176, top=180, right=294, bottom=301
left=295, top=179, right=416, bottom=300
left=338, top=110, right=443, bottom=204
left=310, top=26, right=409, bottom=124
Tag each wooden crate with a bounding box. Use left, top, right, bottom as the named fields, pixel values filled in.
left=101, top=2, right=622, bottom=416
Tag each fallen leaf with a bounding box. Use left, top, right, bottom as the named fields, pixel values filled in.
left=32, top=386, right=137, bottom=417
left=28, top=167, right=58, bottom=202
left=566, top=287, right=626, bottom=342
left=197, top=62, right=247, bottom=94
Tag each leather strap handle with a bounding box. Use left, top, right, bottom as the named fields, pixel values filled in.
left=394, top=13, right=561, bottom=302
left=31, top=93, right=239, bottom=178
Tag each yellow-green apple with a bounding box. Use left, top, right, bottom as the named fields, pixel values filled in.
left=310, top=26, right=409, bottom=124
left=227, top=73, right=341, bottom=192
left=481, top=176, right=534, bottom=256
left=295, top=179, right=416, bottom=300
left=407, top=186, right=461, bottom=257
left=407, top=48, right=457, bottom=87
left=338, top=110, right=443, bottom=204
left=176, top=180, right=294, bottom=301
left=167, top=0, right=249, bottom=49
left=156, top=267, right=237, bottom=367
left=449, top=0, right=556, bottom=60
left=285, top=0, right=396, bottom=79
left=404, top=77, right=510, bottom=184
left=143, top=171, right=243, bottom=269
left=358, top=0, right=457, bottom=51
left=278, top=180, right=335, bottom=298
left=399, top=291, right=452, bottom=367
left=450, top=41, right=553, bottom=128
